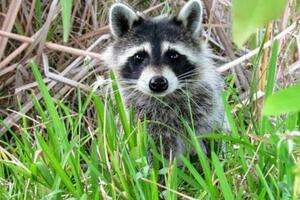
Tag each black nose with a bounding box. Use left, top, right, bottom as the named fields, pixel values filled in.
left=149, top=76, right=168, bottom=92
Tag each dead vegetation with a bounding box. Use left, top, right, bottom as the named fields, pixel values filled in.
left=0, top=0, right=299, bottom=133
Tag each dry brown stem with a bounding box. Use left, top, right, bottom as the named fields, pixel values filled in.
left=0, top=0, right=22, bottom=60
left=0, top=30, right=103, bottom=60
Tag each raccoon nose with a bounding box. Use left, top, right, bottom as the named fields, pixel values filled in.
left=149, top=76, right=168, bottom=92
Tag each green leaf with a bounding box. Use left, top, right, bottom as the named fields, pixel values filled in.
left=263, top=83, right=300, bottom=116
left=232, top=0, right=287, bottom=47
left=109, top=70, right=132, bottom=147
left=180, top=156, right=209, bottom=191
left=255, top=165, right=275, bottom=200
left=211, top=153, right=234, bottom=200
left=60, top=0, right=72, bottom=42
left=31, top=61, right=67, bottom=144
left=35, top=0, right=43, bottom=29
left=261, top=40, right=279, bottom=133
left=36, top=134, right=79, bottom=197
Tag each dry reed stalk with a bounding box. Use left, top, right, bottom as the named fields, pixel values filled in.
left=24, top=0, right=36, bottom=35
left=0, top=35, right=108, bottom=134
left=203, top=0, right=249, bottom=91
left=0, top=0, right=22, bottom=60
left=0, top=31, right=41, bottom=71
left=287, top=60, right=300, bottom=74
left=0, top=3, right=61, bottom=71
left=42, top=54, right=91, bottom=92
left=14, top=78, right=51, bottom=94
left=74, top=1, right=167, bottom=43
left=218, top=20, right=299, bottom=73
left=0, top=30, right=103, bottom=60
left=78, top=0, right=92, bottom=34
left=35, top=0, right=59, bottom=62
left=259, top=23, right=273, bottom=91
left=205, top=0, right=217, bottom=44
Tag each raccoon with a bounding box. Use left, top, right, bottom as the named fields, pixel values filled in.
left=101, top=0, right=229, bottom=160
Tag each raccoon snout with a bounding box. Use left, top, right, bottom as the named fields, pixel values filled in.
left=149, top=76, right=168, bottom=92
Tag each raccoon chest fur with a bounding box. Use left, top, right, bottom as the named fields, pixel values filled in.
left=122, top=86, right=219, bottom=157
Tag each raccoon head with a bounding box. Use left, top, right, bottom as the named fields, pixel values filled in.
left=102, top=0, right=216, bottom=98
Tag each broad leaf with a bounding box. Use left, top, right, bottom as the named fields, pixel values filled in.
left=232, top=0, right=287, bottom=47
left=264, top=83, right=300, bottom=116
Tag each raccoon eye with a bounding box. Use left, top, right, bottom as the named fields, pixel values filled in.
left=132, top=52, right=147, bottom=65
left=166, top=50, right=180, bottom=60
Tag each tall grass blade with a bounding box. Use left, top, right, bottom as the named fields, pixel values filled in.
left=182, top=120, right=217, bottom=199
left=31, top=61, right=68, bottom=147
left=109, top=70, right=132, bottom=147
left=261, top=40, right=279, bottom=133
left=36, top=134, right=78, bottom=197
left=211, top=153, right=234, bottom=200
left=60, top=0, right=72, bottom=42
left=255, top=164, right=275, bottom=200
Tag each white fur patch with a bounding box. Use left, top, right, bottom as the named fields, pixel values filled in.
left=162, top=67, right=178, bottom=95
left=100, top=46, right=115, bottom=68
left=161, top=41, right=199, bottom=64
left=101, top=43, right=151, bottom=69
left=137, top=66, right=178, bottom=96
left=118, top=43, right=151, bottom=67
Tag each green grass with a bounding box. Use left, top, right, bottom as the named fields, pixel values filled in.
left=60, top=0, right=73, bottom=42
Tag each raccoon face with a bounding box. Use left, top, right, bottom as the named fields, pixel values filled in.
left=103, top=0, right=207, bottom=97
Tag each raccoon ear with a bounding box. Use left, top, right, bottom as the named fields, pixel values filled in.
left=177, top=0, right=203, bottom=37
left=109, top=3, right=139, bottom=38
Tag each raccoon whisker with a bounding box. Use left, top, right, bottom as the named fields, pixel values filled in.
left=178, top=80, right=202, bottom=85
left=178, top=81, right=201, bottom=89
left=111, top=86, right=138, bottom=95
left=125, top=91, right=138, bottom=100
left=176, top=88, right=202, bottom=111
left=128, top=89, right=176, bottom=112
left=152, top=96, right=179, bottom=112
left=177, top=69, right=198, bottom=77
left=123, top=89, right=140, bottom=101
left=178, top=73, right=201, bottom=81
left=178, top=75, right=195, bottom=81
left=177, top=72, right=194, bottom=79
left=178, top=81, right=202, bottom=86
left=118, top=80, right=138, bottom=85
left=178, top=79, right=207, bottom=85
left=118, top=83, right=138, bottom=89
left=178, top=84, right=212, bottom=100
left=118, top=78, right=138, bottom=82
left=190, top=82, right=213, bottom=91
left=177, top=70, right=200, bottom=79
left=118, top=81, right=138, bottom=85
left=118, top=84, right=137, bottom=88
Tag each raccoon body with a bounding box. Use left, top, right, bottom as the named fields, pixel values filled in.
left=102, top=0, right=229, bottom=159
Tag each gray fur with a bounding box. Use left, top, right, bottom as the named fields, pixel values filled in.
left=102, top=0, right=229, bottom=159
left=109, top=3, right=139, bottom=38
left=177, top=0, right=203, bottom=38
